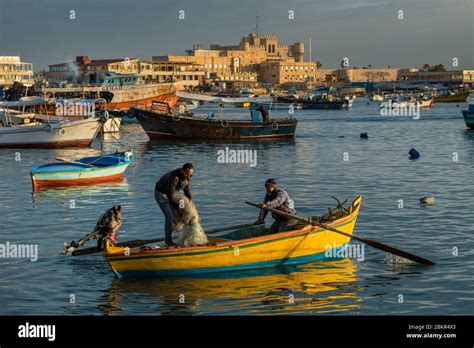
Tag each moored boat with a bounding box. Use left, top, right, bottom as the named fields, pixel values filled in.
left=433, top=89, right=469, bottom=103
left=31, top=151, right=134, bottom=189
left=132, top=92, right=298, bottom=140
left=100, top=196, right=362, bottom=277
left=416, top=97, right=434, bottom=108
left=0, top=115, right=101, bottom=148
left=462, top=94, right=474, bottom=129
left=36, top=73, right=183, bottom=110
left=370, top=93, right=384, bottom=102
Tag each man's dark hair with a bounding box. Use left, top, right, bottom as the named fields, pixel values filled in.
left=182, top=163, right=194, bottom=170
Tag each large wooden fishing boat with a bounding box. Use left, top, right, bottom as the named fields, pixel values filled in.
left=132, top=91, right=298, bottom=140
left=100, top=196, right=361, bottom=278
left=35, top=73, right=183, bottom=110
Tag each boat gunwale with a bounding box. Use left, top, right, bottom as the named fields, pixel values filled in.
left=132, top=107, right=298, bottom=126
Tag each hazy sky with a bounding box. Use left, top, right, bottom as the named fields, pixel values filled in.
left=0, top=0, right=472, bottom=71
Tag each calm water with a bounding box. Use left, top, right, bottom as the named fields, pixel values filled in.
left=0, top=99, right=473, bottom=315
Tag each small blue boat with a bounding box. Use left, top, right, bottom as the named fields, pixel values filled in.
left=31, top=151, right=134, bottom=189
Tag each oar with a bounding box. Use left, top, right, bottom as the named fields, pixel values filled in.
left=55, top=157, right=93, bottom=167
left=71, top=222, right=258, bottom=256
left=245, top=201, right=435, bottom=265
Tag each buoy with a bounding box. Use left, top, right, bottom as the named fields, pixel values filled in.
left=409, top=148, right=420, bottom=160
left=456, top=104, right=459, bottom=108
left=367, top=102, right=370, bottom=105
left=419, top=196, right=435, bottom=204
left=360, top=133, right=368, bottom=139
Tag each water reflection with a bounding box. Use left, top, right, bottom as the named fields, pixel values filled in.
left=31, top=180, right=131, bottom=205
left=98, top=259, right=363, bottom=315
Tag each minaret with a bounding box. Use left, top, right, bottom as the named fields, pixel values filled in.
left=256, top=12, right=259, bottom=36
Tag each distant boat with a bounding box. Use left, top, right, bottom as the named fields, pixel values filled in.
left=132, top=92, right=298, bottom=140
left=31, top=151, right=134, bottom=190
left=281, top=91, right=352, bottom=110
left=462, top=94, right=474, bottom=129
left=299, top=97, right=349, bottom=110
left=433, top=89, right=469, bottom=103
left=370, top=94, right=384, bottom=102
left=416, top=98, right=434, bottom=108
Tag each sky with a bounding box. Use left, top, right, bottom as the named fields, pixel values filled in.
left=0, top=0, right=472, bottom=71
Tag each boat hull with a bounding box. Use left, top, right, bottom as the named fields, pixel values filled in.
left=434, top=94, right=469, bottom=103
left=37, top=84, right=181, bottom=110
left=462, top=110, right=474, bottom=129
left=102, top=196, right=362, bottom=277
left=301, top=101, right=346, bottom=110
left=31, top=153, right=133, bottom=189
left=0, top=118, right=100, bottom=148
left=133, top=108, right=298, bottom=140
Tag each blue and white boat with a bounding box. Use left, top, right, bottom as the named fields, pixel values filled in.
left=31, top=151, right=133, bottom=190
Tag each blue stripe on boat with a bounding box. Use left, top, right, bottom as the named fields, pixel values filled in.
left=112, top=244, right=348, bottom=278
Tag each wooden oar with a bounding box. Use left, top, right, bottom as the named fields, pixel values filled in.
left=55, top=157, right=93, bottom=167
left=71, top=222, right=258, bottom=256
left=245, top=201, right=435, bottom=266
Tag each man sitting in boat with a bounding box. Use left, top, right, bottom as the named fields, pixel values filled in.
left=255, top=179, right=298, bottom=233
left=154, top=163, right=194, bottom=246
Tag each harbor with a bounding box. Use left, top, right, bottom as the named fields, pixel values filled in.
left=0, top=1, right=473, bottom=344
left=0, top=99, right=473, bottom=315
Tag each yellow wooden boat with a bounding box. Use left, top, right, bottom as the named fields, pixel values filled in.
left=101, top=195, right=362, bottom=278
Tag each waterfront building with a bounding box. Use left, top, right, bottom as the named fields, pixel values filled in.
left=398, top=68, right=474, bottom=87
left=47, top=56, right=204, bottom=87
left=0, top=56, right=34, bottom=87
left=316, top=68, right=399, bottom=84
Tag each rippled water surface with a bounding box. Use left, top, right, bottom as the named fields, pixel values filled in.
left=0, top=99, right=473, bottom=315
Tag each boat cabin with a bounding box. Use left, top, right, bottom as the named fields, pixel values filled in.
left=99, top=73, right=141, bottom=88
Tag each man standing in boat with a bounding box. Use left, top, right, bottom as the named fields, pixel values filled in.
left=154, top=163, right=194, bottom=246
left=255, top=179, right=298, bottom=233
